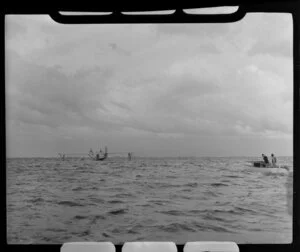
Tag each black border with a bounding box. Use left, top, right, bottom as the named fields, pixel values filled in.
left=2, top=1, right=299, bottom=252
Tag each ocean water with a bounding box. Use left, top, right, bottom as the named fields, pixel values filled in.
left=6, top=156, right=293, bottom=244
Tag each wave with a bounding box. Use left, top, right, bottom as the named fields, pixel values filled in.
left=181, top=188, right=192, bottom=192
left=234, top=206, right=259, bottom=215
left=165, top=175, right=177, bottom=179
left=147, top=200, right=165, bottom=206
left=89, top=197, right=105, bottom=204
left=190, top=220, right=237, bottom=233
left=210, top=182, right=229, bottom=187
left=72, top=186, right=83, bottom=191
left=102, top=232, right=111, bottom=238
left=158, top=223, right=196, bottom=233
left=89, top=214, right=106, bottom=224
left=73, top=215, right=87, bottom=220
left=187, top=209, right=238, bottom=219
left=79, top=229, right=90, bottom=236
left=175, top=194, right=193, bottom=200
left=107, top=187, right=125, bottom=192
left=211, top=208, right=238, bottom=214
left=183, top=182, right=198, bottom=187
left=114, top=192, right=136, bottom=198
left=187, top=209, right=208, bottom=215
left=7, top=156, right=293, bottom=243
left=148, top=199, right=173, bottom=205
left=221, top=179, right=233, bottom=183
left=204, top=214, right=234, bottom=223
left=108, top=208, right=127, bottom=215
left=135, top=203, right=152, bottom=208
left=203, top=190, right=219, bottom=197
left=127, top=228, right=140, bottom=235
left=189, top=221, right=209, bottom=231
left=224, top=175, right=243, bottom=178
left=193, top=206, right=260, bottom=218
left=206, top=225, right=237, bottom=233
left=57, top=201, right=85, bottom=207
left=46, top=228, right=66, bottom=233
left=263, top=171, right=287, bottom=177
left=158, top=210, right=185, bottom=216
left=153, top=182, right=179, bottom=188
left=247, top=227, right=264, bottom=232
left=28, top=197, right=45, bottom=204
left=108, top=200, right=124, bottom=204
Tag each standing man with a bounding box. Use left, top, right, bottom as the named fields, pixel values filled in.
left=271, top=153, right=277, bottom=167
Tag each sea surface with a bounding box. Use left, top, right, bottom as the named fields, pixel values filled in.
left=6, top=156, right=293, bottom=244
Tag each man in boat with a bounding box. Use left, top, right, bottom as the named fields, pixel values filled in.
left=271, top=153, right=277, bottom=167
left=262, top=154, right=270, bottom=167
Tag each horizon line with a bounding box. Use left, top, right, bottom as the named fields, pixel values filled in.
left=6, top=154, right=293, bottom=159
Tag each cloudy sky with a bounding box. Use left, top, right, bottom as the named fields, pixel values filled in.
left=5, top=13, right=293, bottom=157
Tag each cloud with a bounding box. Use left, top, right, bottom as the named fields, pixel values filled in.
left=155, top=23, right=229, bottom=38
left=5, top=14, right=293, bottom=157
left=235, top=13, right=293, bottom=58
left=5, top=19, right=27, bottom=40
left=5, top=49, right=118, bottom=132
left=198, top=43, right=220, bottom=54
left=248, top=39, right=292, bottom=58
left=109, top=42, right=131, bottom=56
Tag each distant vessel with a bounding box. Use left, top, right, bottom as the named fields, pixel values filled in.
left=58, top=153, right=65, bottom=160
left=89, top=146, right=108, bottom=161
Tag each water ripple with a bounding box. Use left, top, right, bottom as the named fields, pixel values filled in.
left=6, top=156, right=293, bottom=244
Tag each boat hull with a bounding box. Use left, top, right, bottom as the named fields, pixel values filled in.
left=248, top=161, right=274, bottom=168
left=95, top=153, right=108, bottom=161
left=246, top=161, right=290, bottom=171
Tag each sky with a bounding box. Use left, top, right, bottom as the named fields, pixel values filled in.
left=5, top=13, right=293, bottom=157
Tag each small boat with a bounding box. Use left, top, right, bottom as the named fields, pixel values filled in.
left=248, top=161, right=269, bottom=168
left=95, top=152, right=108, bottom=161
left=89, top=146, right=108, bottom=161
left=58, top=153, right=66, bottom=161
left=246, top=161, right=289, bottom=170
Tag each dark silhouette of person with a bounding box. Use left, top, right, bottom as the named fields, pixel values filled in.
left=262, top=154, right=269, bottom=167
